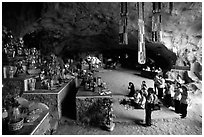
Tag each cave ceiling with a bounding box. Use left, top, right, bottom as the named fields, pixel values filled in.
left=2, top=2, right=202, bottom=70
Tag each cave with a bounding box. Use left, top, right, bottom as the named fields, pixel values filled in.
left=2, top=2, right=202, bottom=135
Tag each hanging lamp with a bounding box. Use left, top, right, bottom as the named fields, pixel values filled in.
left=119, top=2, right=128, bottom=45
left=137, top=2, right=146, bottom=64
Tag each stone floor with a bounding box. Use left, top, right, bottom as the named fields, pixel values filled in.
left=54, top=68, right=202, bottom=135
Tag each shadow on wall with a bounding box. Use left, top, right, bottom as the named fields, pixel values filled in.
left=61, top=80, right=77, bottom=120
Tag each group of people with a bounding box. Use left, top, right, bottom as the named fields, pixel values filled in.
left=127, top=81, right=160, bottom=126
left=154, top=73, right=189, bottom=118
left=166, top=82, right=189, bottom=118
left=127, top=73, right=189, bottom=126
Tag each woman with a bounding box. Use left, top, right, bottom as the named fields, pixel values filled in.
left=128, top=82, right=135, bottom=97
left=133, top=90, right=142, bottom=104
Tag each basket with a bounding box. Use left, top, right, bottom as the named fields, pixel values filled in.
left=8, top=118, right=24, bottom=131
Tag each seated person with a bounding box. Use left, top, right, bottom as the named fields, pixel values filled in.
left=141, top=81, right=148, bottom=97
left=138, top=91, right=146, bottom=109
left=128, top=82, right=136, bottom=97
left=130, top=90, right=142, bottom=109
left=133, top=90, right=142, bottom=104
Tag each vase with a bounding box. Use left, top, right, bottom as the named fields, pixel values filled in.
left=8, top=107, right=23, bottom=131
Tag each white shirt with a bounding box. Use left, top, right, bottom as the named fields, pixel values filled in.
left=157, top=78, right=165, bottom=88
left=173, top=88, right=182, bottom=100
left=180, top=91, right=188, bottom=104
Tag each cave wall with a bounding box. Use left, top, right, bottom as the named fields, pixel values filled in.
left=2, top=2, right=202, bottom=72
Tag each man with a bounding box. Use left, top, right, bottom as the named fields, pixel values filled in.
left=145, top=88, right=155, bottom=126
left=157, top=75, right=165, bottom=99
left=153, top=74, right=160, bottom=95
left=180, top=86, right=188, bottom=118
left=173, top=83, right=182, bottom=114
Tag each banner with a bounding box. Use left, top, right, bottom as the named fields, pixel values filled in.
left=119, top=2, right=128, bottom=45
left=137, top=3, right=146, bottom=64
left=152, top=2, right=162, bottom=42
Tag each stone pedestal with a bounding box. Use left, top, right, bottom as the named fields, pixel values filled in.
left=76, top=87, right=113, bottom=126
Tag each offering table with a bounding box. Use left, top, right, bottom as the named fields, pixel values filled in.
left=76, top=86, right=113, bottom=126
left=22, top=78, right=76, bottom=120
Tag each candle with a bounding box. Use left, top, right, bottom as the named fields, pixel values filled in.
left=3, top=66, right=7, bottom=78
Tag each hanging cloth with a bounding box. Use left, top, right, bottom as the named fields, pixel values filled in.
left=137, top=2, right=146, bottom=64
left=119, top=2, right=128, bottom=45
left=152, top=2, right=162, bottom=42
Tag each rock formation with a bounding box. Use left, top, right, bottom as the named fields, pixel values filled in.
left=2, top=2, right=202, bottom=80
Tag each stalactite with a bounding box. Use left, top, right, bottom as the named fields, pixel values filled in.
left=137, top=2, right=146, bottom=64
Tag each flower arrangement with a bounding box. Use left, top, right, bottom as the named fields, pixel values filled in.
left=2, top=81, right=22, bottom=105
left=102, top=98, right=115, bottom=131
left=2, top=80, right=22, bottom=115
left=2, top=81, right=24, bottom=131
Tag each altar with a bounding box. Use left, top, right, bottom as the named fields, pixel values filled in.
left=22, top=78, right=76, bottom=120
left=76, top=86, right=113, bottom=126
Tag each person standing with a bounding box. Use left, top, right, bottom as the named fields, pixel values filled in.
left=164, top=82, right=174, bottom=108
left=157, top=75, right=165, bottom=99
left=145, top=88, right=155, bottom=126
left=180, top=86, right=188, bottom=118
left=153, top=74, right=160, bottom=95
left=173, top=83, right=182, bottom=113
